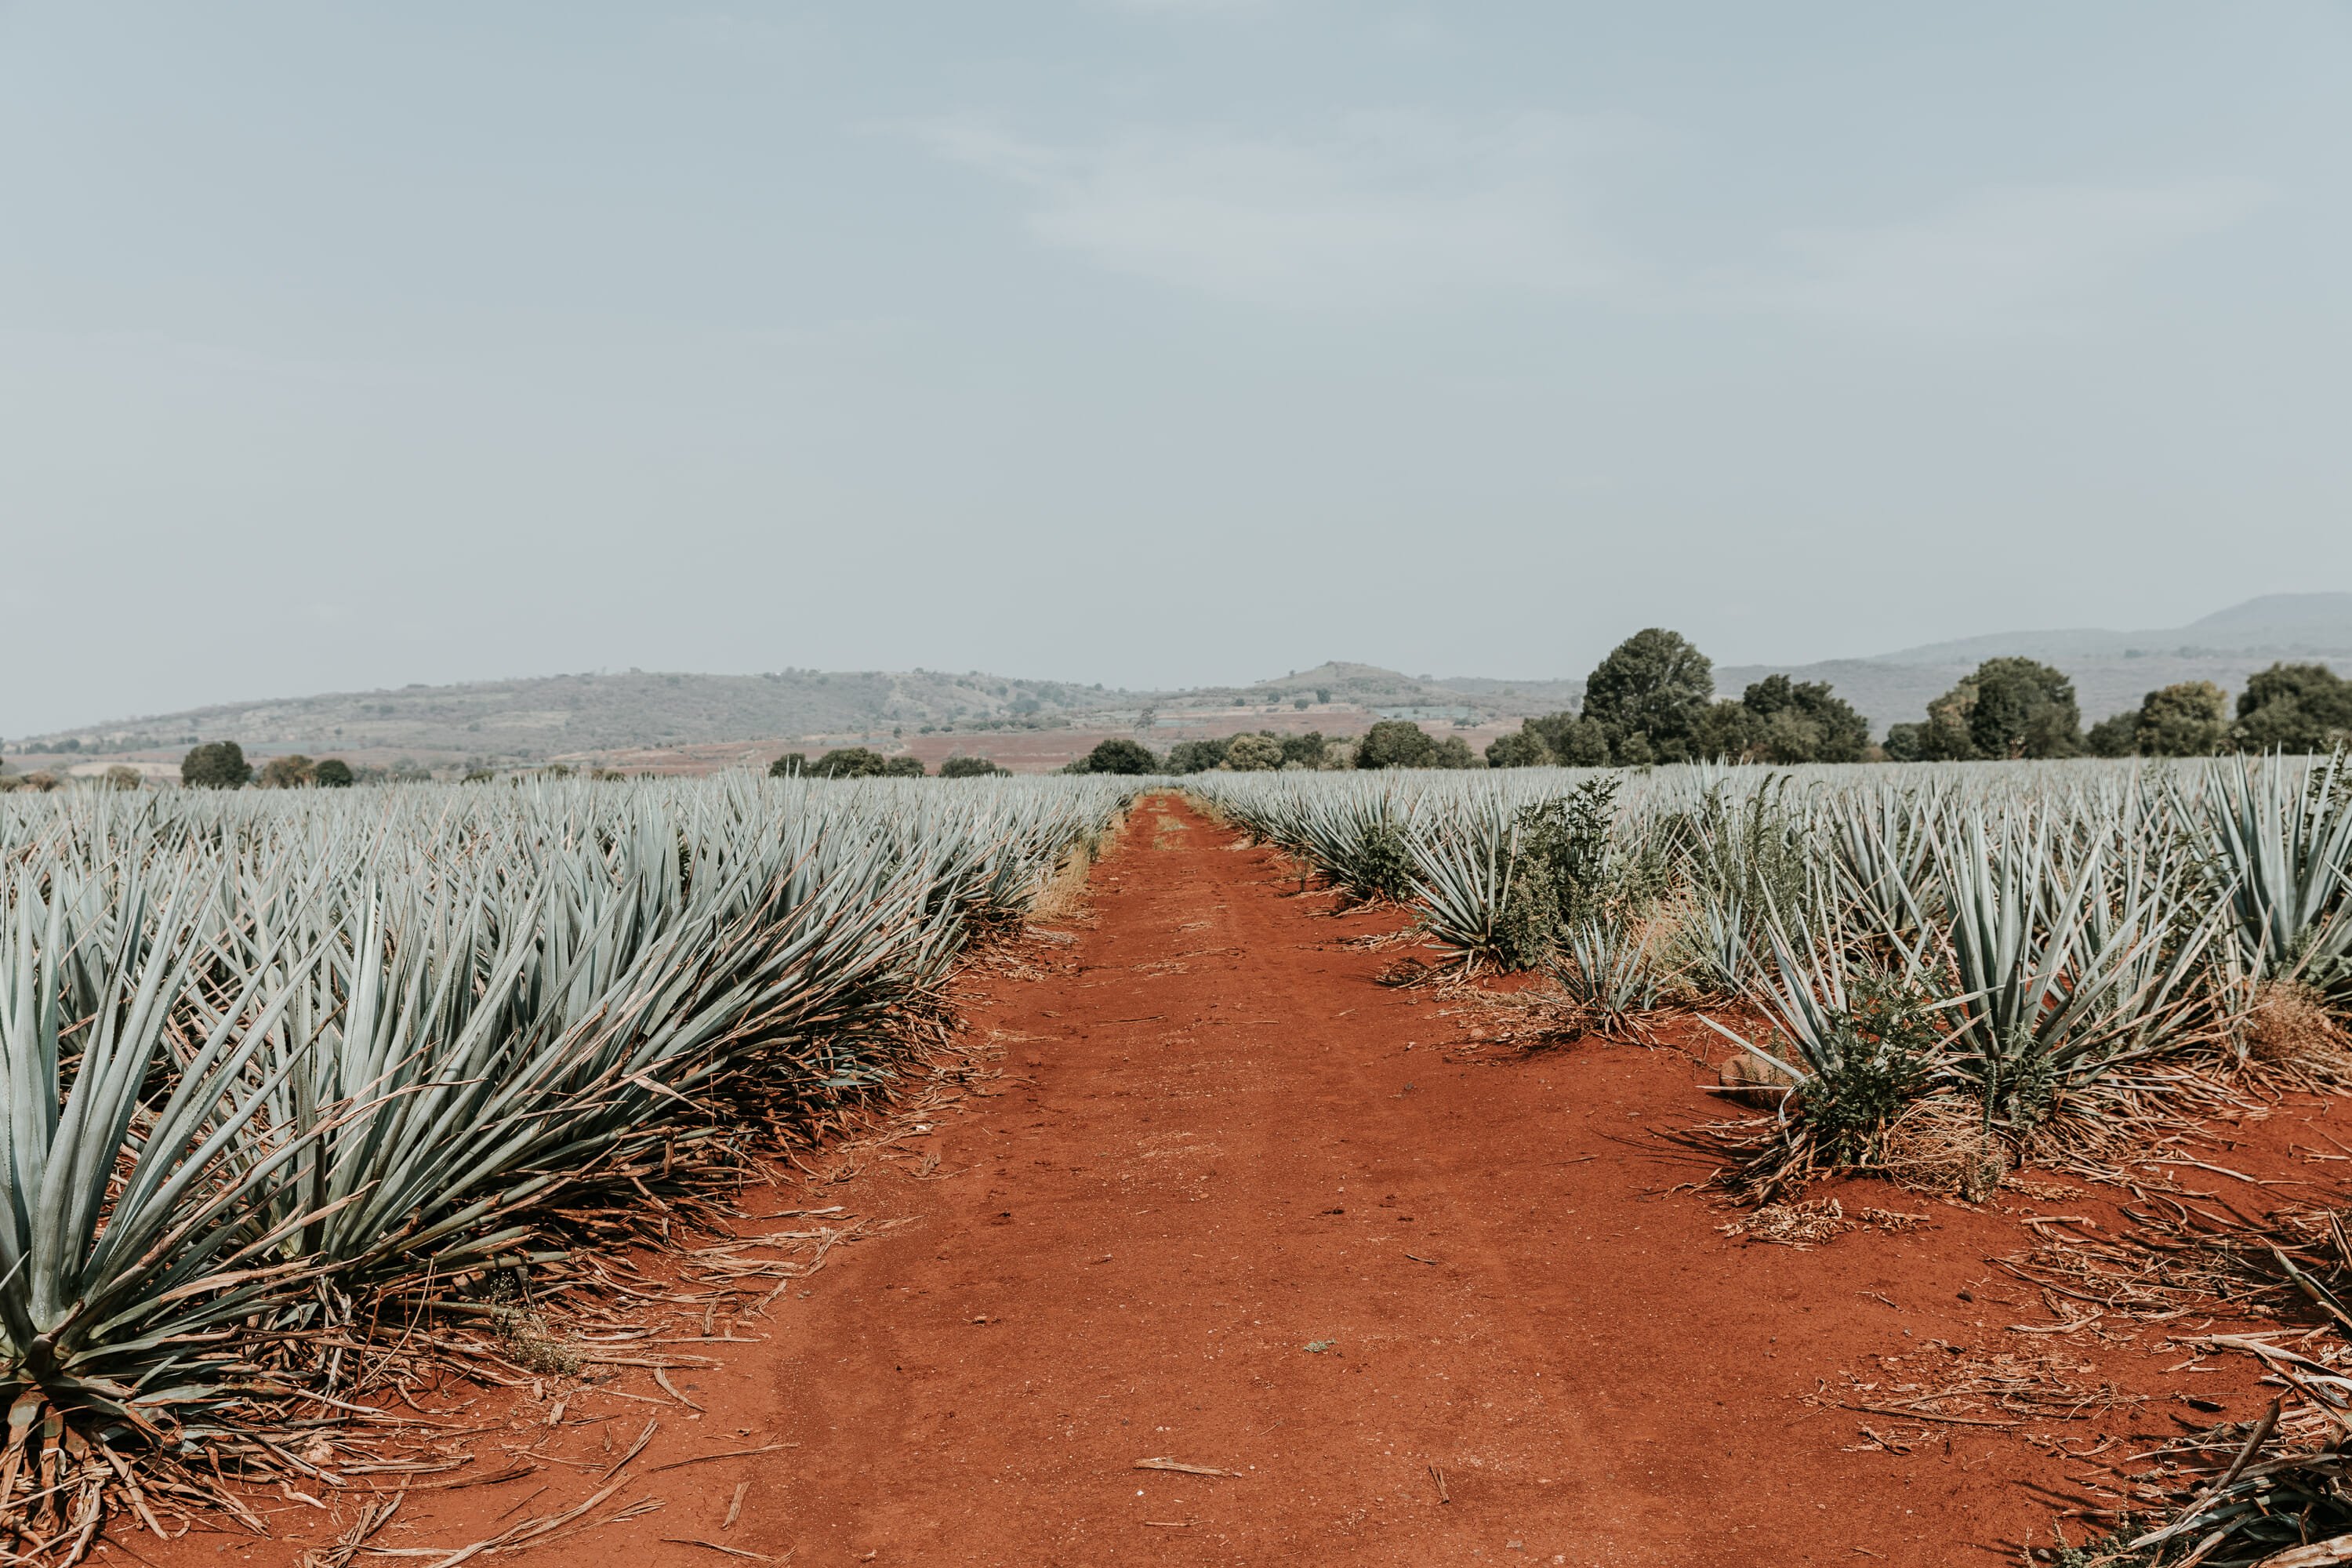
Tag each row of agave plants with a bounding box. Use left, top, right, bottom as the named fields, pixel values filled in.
left=1192, top=755, right=2352, bottom=1565
left=1191, top=756, right=2352, bottom=1167
left=0, top=774, right=1133, bottom=1558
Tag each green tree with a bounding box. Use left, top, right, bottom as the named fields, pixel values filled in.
left=1581, top=630, right=1714, bottom=764
left=180, top=741, right=252, bottom=789
left=1078, top=738, right=1160, bottom=775
left=259, top=754, right=318, bottom=788
left=1524, top=712, right=1611, bottom=766
left=882, top=755, right=926, bottom=777
left=808, top=747, right=891, bottom=778
left=1165, top=738, right=1230, bottom=773
left=1896, top=659, right=2082, bottom=761
left=1966, top=657, right=2082, bottom=759
left=1279, top=731, right=1330, bottom=768
left=938, top=755, right=1007, bottom=778
left=1485, top=727, right=1552, bottom=768
left=767, top=752, right=808, bottom=777
left=1222, top=733, right=1285, bottom=771
left=2084, top=713, right=2138, bottom=758
left=2136, top=681, right=2229, bottom=757
left=1354, top=720, right=1439, bottom=769
left=1431, top=735, right=1479, bottom=768
left=2232, top=662, right=2352, bottom=753
left=314, top=758, right=356, bottom=787
left=1739, top=675, right=1869, bottom=763
left=1692, top=700, right=1757, bottom=762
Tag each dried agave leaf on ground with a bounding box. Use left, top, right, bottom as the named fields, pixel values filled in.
left=1881, top=1099, right=2012, bottom=1203
left=1717, top=1198, right=1928, bottom=1248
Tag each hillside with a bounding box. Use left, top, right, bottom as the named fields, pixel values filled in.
left=17, top=594, right=2352, bottom=763
left=1722, top=593, right=2352, bottom=730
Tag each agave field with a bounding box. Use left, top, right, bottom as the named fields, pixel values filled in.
left=0, top=775, right=1131, bottom=1559
left=1192, top=754, right=2352, bottom=1564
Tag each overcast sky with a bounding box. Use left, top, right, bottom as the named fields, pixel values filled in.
left=4, top=3, right=2348, bottom=734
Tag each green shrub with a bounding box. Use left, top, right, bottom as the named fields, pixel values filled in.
left=1077, top=738, right=1159, bottom=775
left=1355, top=720, right=1438, bottom=769
left=1782, top=976, right=1940, bottom=1165
left=314, top=759, right=356, bottom=787
left=180, top=741, right=252, bottom=789
left=1581, top=630, right=1714, bottom=764
left=938, top=755, right=1007, bottom=778
left=882, top=756, right=926, bottom=777
left=767, top=752, right=808, bottom=777
left=1493, top=777, right=1620, bottom=967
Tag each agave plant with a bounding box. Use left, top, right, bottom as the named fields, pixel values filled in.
left=2192, top=750, right=2352, bottom=998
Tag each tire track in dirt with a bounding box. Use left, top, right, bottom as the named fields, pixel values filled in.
left=732, top=795, right=2232, bottom=1566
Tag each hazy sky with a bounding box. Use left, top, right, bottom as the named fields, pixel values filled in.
left=5, top=3, right=2348, bottom=735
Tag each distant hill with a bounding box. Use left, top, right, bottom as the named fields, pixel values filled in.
left=16, top=594, right=2350, bottom=761
left=1722, top=593, right=2352, bottom=731
left=17, top=669, right=1148, bottom=763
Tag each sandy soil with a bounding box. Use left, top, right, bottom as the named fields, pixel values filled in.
left=143, top=794, right=2334, bottom=1567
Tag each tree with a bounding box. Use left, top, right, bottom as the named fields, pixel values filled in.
left=1692, top=700, right=1757, bottom=762
left=938, top=755, right=1007, bottom=778
left=1739, top=675, right=1870, bottom=763
left=1280, top=731, right=1332, bottom=768
left=1486, top=728, right=1552, bottom=768
left=181, top=741, right=252, bottom=789
left=1077, top=738, right=1159, bottom=775
left=314, top=758, right=357, bottom=787
left=1431, top=735, right=1480, bottom=768
left=1524, top=712, right=1610, bottom=766
left=1967, top=658, right=2082, bottom=759
left=1581, top=630, right=1714, bottom=764
left=2136, top=682, right=2228, bottom=757
left=259, top=754, right=318, bottom=788
left=1354, top=720, right=1439, bottom=769
left=2084, top=713, right=2138, bottom=758
left=1896, top=659, right=2082, bottom=761
left=767, top=752, right=808, bottom=778
left=809, top=747, right=891, bottom=779
left=882, top=756, right=926, bottom=777
left=1165, top=738, right=1230, bottom=773
left=1222, top=734, right=1285, bottom=771
left=2233, top=663, right=2352, bottom=753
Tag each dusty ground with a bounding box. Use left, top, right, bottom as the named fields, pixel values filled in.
left=142, top=795, right=2339, bottom=1567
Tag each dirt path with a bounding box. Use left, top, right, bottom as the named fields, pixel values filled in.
left=717, top=797, right=2264, bottom=1566
left=160, top=795, right=2301, bottom=1566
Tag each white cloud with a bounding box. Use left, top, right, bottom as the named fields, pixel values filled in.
left=1745, top=179, right=2271, bottom=332
left=922, top=114, right=1624, bottom=309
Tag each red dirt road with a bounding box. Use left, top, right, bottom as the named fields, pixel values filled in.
left=731, top=797, right=2264, bottom=1566
left=162, top=795, right=2302, bottom=1566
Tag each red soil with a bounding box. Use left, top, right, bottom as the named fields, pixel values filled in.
left=148, top=795, right=2334, bottom=1567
